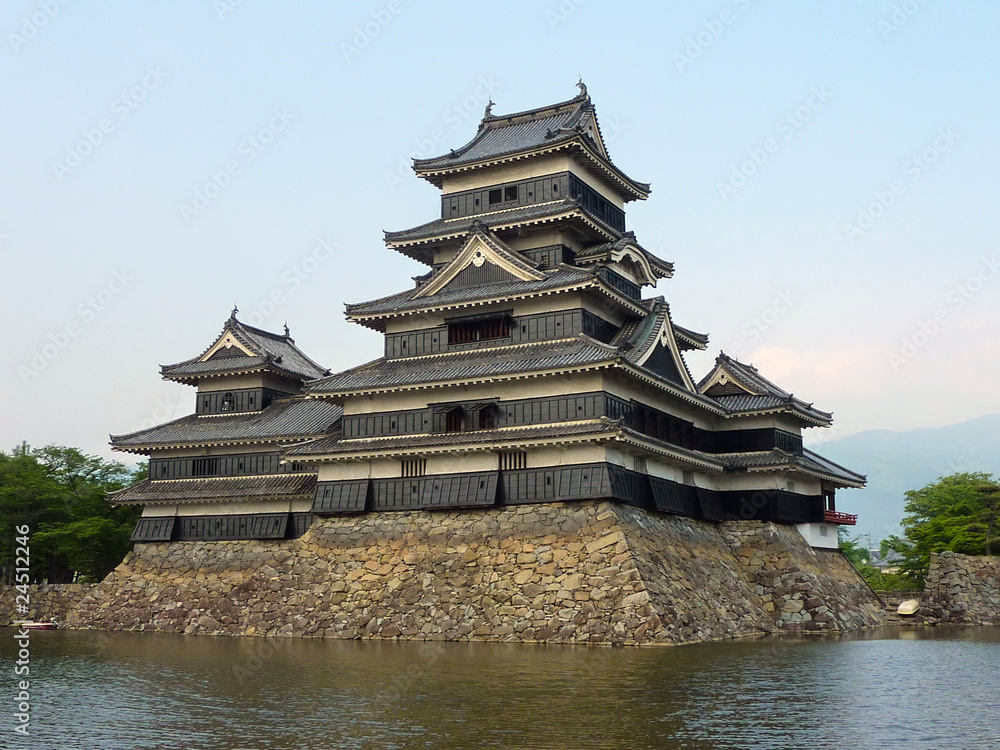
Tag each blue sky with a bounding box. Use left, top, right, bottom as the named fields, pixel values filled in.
left=2, top=0, right=998, bottom=463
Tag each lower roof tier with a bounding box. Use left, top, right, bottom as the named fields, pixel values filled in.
left=284, top=417, right=864, bottom=489
left=109, top=473, right=317, bottom=505
left=110, top=398, right=343, bottom=454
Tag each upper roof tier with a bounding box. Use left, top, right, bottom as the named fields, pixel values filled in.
left=412, top=84, right=651, bottom=202
left=348, top=225, right=674, bottom=330
left=160, top=310, right=330, bottom=385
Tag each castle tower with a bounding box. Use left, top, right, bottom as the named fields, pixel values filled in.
left=284, top=86, right=863, bottom=546
left=109, top=311, right=340, bottom=542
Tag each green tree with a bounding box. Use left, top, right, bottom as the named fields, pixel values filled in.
left=0, top=444, right=143, bottom=583
left=839, top=529, right=917, bottom=590
left=897, top=472, right=1000, bottom=584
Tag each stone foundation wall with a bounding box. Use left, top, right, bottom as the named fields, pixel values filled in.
left=67, top=503, right=884, bottom=645
left=722, top=523, right=886, bottom=633
left=1, top=584, right=98, bottom=625
left=919, top=551, right=1000, bottom=625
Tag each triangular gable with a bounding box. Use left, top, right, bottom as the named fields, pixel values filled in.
left=577, top=106, right=610, bottom=161
left=199, top=325, right=257, bottom=361
left=628, top=303, right=697, bottom=391
left=699, top=360, right=758, bottom=398
left=611, top=247, right=656, bottom=286
left=414, top=227, right=544, bottom=298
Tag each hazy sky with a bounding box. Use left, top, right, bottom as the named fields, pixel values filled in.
left=2, top=1, right=998, bottom=465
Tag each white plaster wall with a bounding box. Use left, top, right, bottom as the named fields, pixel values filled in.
left=796, top=523, right=840, bottom=549
left=174, top=500, right=293, bottom=516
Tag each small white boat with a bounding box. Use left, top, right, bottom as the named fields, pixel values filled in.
left=20, top=621, right=58, bottom=630
left=897, top=599, right=920, bottom=616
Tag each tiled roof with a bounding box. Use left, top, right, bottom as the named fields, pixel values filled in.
left=307, top=337, right=619, bottom=396
left=716, top=448, right=865, bottom=486
left=111, top=399, right=342, bottom=452
left=672, top=323, right=709, bottom=351
left=285, top=419, right=623, bottom=456
left=712, top=394, right=790, bottom=412
left=346, top=265, right=594, bottom=320
left=411, top=88, right=650, bottom=200
left=285, top=417, right=723, bottom=471
left=699, top=353, right=833, bottom=425
left=414, top=93, right=596, bottom=171
left=161, top=313, right=329, bottom=383
left=108, top=473, right=316, bottom=505
left=800, top=448, right=867, bottom=486
left=574, top=232, right=674, bottom=279
left=384, top=199, right=619, bottom=249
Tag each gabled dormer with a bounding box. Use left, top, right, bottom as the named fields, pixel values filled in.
left=413, top=223, right=546, bottom=298
left=699, top=352, right=833, bottom=427
left=160, top=309, right=330, bottom=415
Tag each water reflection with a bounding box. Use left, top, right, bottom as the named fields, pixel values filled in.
left=2, top=627, right=999, bottom=750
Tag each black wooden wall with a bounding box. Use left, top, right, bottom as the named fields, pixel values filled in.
left=384, top=308, right=618, bottom=358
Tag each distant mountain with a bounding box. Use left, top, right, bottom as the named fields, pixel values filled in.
left=807, top=413, right=1000, bottom=545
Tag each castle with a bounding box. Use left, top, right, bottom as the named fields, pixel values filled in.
left=95, top=86, right=878, bottom=644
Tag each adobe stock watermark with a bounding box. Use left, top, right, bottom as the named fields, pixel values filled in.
left=384, top=76, right=500, bottom=191
left=879, top=0, right=932, bottom=40
left=673, top=0, right=753, bottom=73
left=214, top=0, right=247, bottom=21
left=887, top=254, right=998, bottom=371
left=19, top=269, right=134, bottom=384
left=137, top=393, right=183, bottom=431
left=178, top=108, right=293, bottom=223
left=52, top=66, right=168, bottom=182
left=718, top=85, right=833, bottom=201
left=240, top=236, right=337, bottom=327
left=843, top=127, right=958, bottom=242
left=7, top=0, right=71, bottom=53
left=730, top=288, right=798, bottom=360
left=546, top=0, right=586, bottom=31
left=341, top=1, right=403, bottom=63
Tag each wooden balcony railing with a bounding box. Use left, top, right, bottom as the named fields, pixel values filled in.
left=824, top=509, right=858, bottom=525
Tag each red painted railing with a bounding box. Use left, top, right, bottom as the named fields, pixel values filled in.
left=824, top=510, right=858, bottom=525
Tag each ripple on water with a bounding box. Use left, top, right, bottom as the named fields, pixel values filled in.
left=3, top=627, right=999, bottom=750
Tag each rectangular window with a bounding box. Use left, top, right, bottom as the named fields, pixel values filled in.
left=488, top=188, right=502, bottom=205
left=401, top=458, right=427, bottom=478
left=500, top=451, right=527, bottom=470
left=504, top=185, right=518, bottom=202
left=192, top=458, right=219, bottom=477
left=448, top=315, right=511, bottom=345
left=633, top=456, right=647, bottom=474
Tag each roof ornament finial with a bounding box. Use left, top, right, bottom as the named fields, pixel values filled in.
left=576, top=78, right=588, bottom=98
left=484, top=99, right=494, bottom=118
left=283, top=321, right=290, bottom=337
left=230, top=304, right=238, bottom=320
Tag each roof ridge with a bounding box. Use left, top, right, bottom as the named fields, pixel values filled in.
left=480, top=91, right=588, bottom=129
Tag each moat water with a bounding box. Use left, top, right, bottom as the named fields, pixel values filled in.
left=3, top=626, right=1000, bottom=750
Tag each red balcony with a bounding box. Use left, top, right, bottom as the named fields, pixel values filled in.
left=824, top=510, right=857, bottom=525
